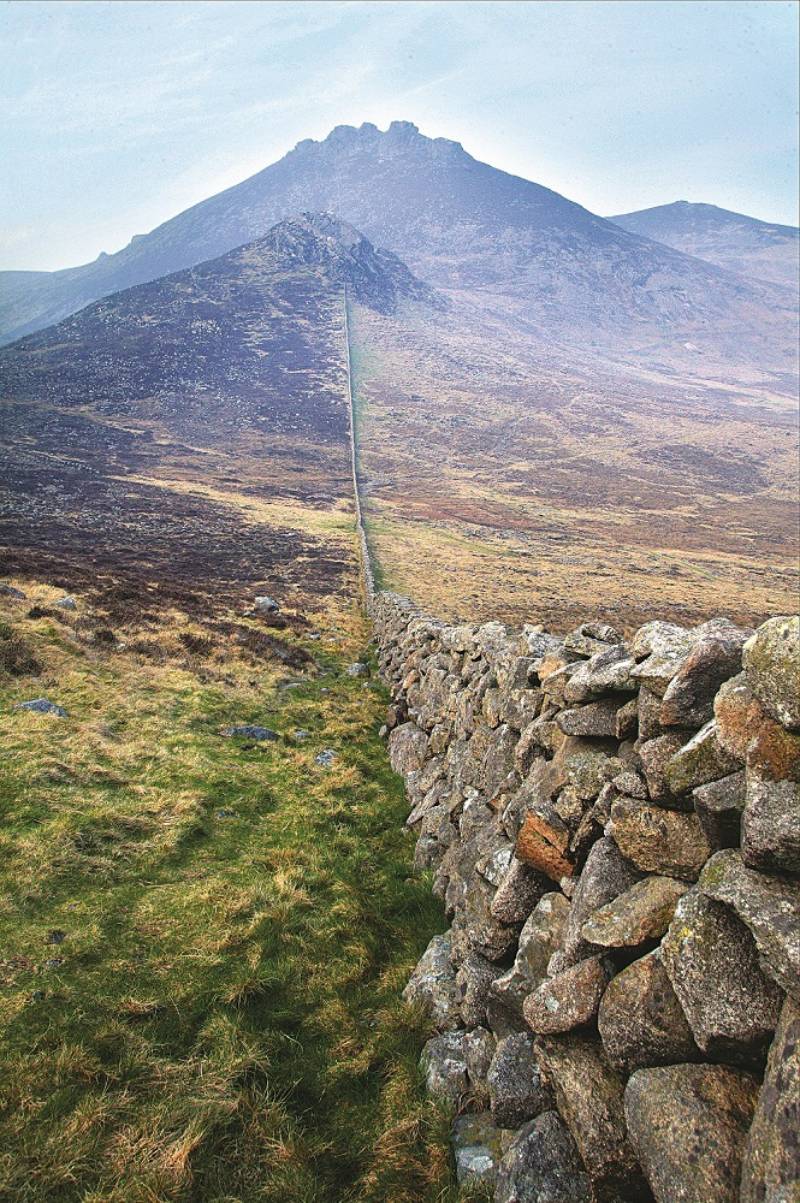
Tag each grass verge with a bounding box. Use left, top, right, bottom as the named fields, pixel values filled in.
left=0, top=583, right=457, bottom=1202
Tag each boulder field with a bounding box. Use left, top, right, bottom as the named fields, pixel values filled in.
left=372, top=594, right=799, bottom=1203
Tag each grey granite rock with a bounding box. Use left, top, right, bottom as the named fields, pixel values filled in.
left=740, top=995, right=800, bottom=1203
left=402, top=932, right=461, bottom=1030
left=699, top=849, right=800, bottom=1000
left=487, top=1032, right=552, bottom=1128
left=495, top=1110, right=592, bottom=1203
left=743, top=616, right=800, bottom=731
left=598, top=950, right=697, bottom=1074
left=625, top=1063, right=759, bottom=1203
left=491, top=893, right=570, bottom=1016
left=524, top=956, right=611, bottom=1035
left=661, top=889, right=784, bottom=1064
left=534, top=1034, right=644, bottom=1196
left=581, top=875, right=688, bottom=949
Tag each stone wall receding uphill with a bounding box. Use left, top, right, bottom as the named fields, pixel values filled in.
left=371, top=592, right=799, bottom=1203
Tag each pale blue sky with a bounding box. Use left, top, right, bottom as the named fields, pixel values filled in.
left=1, top=0, right=798, bottom=271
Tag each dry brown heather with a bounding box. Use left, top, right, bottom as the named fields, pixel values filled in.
left=0, top=247, right=359, bottom=617
left=349, top=297, right=799, bottom=633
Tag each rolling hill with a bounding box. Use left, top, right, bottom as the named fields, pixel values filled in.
left=0, top=213, right=432, bottom=609
left=610, top=200, right=799, bottom=290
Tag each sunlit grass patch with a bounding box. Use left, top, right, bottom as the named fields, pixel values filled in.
left=0, top=582, right=457, bottom=1202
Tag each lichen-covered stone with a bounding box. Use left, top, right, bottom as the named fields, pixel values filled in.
left=699, top=849, right=800, bottom=999
left=743, top=616, right=800, bottom=731
left=556, top=698, right=619, bottom=737
left=663, top=721, right=741, bottom=797
left=631, top=621, right=696, bottom=696
left=598, top=950, right=697, bottom=1074
left=624, top=1064, right=759, bottom=1203
left=420, top=1031, right=468, bottom=1103
left=402, top=932, right=461, bottom=1030
left=714, top=671, right=764, bottom=760
left=661, top=889, right=783, bottom=1064
left=741, top=772, right=800, bottom=876
left=534, top=1034, right=644, bottom=1195
left=639, top=730, right=694, bottom=805
left=563, top=644, right=636, bottom=704
left=495, top=1110, right=592, bottom=1203
left=556, top=836, right=640, bottom=969
left=608, top=798, right=711, bottom=880
left=388, top=721, right=429, bottom=775
left=455, top=950, right=501, bottom=1028
left=463, top=1026, right=496, bottom=1092
left=581, top=875, right=688, bottom=948
left=491, top=893, right=570, bottom=1015
left=524, top=955, right=611, bottom=1035
left=692, top=771, right=746, bottom=850
left=659, top=618, right=750, bottom=727
left=740, top=995, right=800, bottom=1203
left=487, top=1032, right=553, bottom=1128
left=746, top=716, right=800, bottom=782
left=490, top=856, right=549, bottom=924
left=451, top=1112, right=505, bottom=1187
left=515, top=810, right=575, bottom=881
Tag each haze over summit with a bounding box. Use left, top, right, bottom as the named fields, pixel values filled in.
left=1, top=0, right=798, bottom=272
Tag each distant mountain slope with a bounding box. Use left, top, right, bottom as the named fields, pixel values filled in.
left=0, top=123, right=794, bottom=379
left=0, top=214, right=429, bottom=599
left=610, top=200, right=800, bottom=289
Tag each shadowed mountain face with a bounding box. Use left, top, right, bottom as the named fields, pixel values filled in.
left=0, top=123, right=794, bottom=379
left=610, top=201, right=800, bottom=290
left=0, top=214, right=430, bottom=607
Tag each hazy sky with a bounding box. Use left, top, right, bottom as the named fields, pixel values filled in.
left=1, top=0, right=798, bottom=271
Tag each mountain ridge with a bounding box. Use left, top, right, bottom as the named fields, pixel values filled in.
left=609, top=200, right=800, bottom=289
left=1, top=121, right=795, bottom=382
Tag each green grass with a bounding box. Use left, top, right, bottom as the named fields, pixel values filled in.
left=0, top=588, right=457, bottom=1202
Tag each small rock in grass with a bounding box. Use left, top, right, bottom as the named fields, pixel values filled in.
left=315, top=748, right=337, bottom=768
left=46, top=930, right=66, bottom=945
left=14, top=698, right=67, bottom=717
left=0, top=583, right=26, bottom=599
left=346, top=661, right=369, bottom=677
left=293, top=728, right=310, bottom=741
left=55, top=595, right=77, bottom=610
left=221, top=725, right=278, bottom=741
left=451, top=1112, right=505, bottom=1187
left=216, top=809, right=237, bottom=819
left=254, top=595, right=280, bottom=613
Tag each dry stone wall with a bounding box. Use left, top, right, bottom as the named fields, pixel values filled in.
left=371, top=592, right=799, bottom=1203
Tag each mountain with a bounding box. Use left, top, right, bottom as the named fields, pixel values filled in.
left=609, top=201, right=800, bottom=289
left=0, top=123, right=794, bottom=380
left=0, top=214, right=430, bottom=599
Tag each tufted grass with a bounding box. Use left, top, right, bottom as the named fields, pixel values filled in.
left=0, top=584, right=458, bottom=1203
